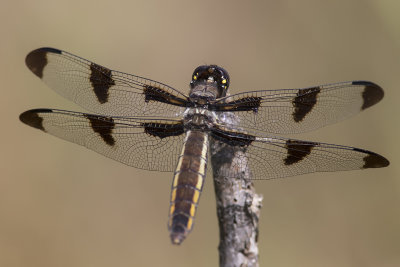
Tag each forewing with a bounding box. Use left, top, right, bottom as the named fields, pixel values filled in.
left=210, top=127, right=389, bottom=180
left=213, top=81, right=384, bottom=134
left=20, top=109, right=185, bottom=172
left=25, top=48, right=189, bottom=118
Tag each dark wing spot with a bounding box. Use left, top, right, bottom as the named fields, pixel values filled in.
left=85, top=114, right=115, bottom=146
left=89, top=63, right=115, bottom=104
left=19, top=109, right=53, bottom=131
left=352, top=148, right=390, bottom=168
left=211, top=128, right=255, bottom=147
left=142, top=122, right=184, bottom=139
left=352, top=81, right=385, bottom=110
left=213, top=96, right=262, bottom=113
left=143, top=85, right=188, bottom=107
left=25, top=48, right=61, bottom=78
left=292, top=87, right=321, bottom=122
left=284, top=140, right=317, bottom=165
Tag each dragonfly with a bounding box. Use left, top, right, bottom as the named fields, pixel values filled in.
left=20, top=47, right=389, bottom=245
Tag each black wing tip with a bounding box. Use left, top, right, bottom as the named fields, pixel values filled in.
left=352, top=81, right=384, bottom=110
left=353, top=148, right=390, bottom=169
left=28, top=47, right=62, bottom=55
left=25, top=47, right=61, bottom=78
left=19, top=109, right=53, bottom=131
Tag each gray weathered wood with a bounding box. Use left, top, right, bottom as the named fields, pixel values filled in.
left=210, top=111, right=263, bottom=267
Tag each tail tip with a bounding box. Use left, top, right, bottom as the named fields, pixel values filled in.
left=170, top=232, right=186, bottom=245
left=169, top=224, right=187, bottom=245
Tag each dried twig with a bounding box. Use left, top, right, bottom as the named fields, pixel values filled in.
left=210, top=112, right=263, bottom=267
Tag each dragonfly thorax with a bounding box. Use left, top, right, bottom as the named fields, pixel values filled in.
left=183, top=108, right=216, bottom=130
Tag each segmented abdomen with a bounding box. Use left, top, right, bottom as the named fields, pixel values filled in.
left=168, top=130, right=208, bottom=245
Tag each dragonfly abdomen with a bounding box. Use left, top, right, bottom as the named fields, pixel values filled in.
left=168, top=130, right=208, bottom=245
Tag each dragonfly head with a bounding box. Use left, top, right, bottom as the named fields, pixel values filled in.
left=189, top=65, right=230, bottom=100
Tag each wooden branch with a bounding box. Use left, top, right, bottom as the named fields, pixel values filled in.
left=210, top=119, right=263, bottom=267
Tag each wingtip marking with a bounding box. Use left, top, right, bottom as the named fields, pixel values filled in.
left=19, top=110, right=48, bottom=131
left=25, top=48, right=62, bottom=78
left=352, top=148, right=390, bottom=168
left=356, top=81, right=385, bottom=110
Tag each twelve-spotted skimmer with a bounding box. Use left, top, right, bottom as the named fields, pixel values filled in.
left=20, top=48, right=389, bottom=244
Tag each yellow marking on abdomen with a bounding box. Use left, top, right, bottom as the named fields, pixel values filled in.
left=198, top=158, right=206, bottom=177
left=190, top=204, right=196, bottom=217
left=195, top=174, right=204, bottom=191
left=171, top=188, right=177, bottom=202
left=187, top=217, right=193, bottom=230
left=169, top=204, right=175, bottom=215
left=175, top=143, right=187, bottom=171
left=172, top=172, right=180, bottom=188
left=192, top=190, right=200, bottom=204
left=201, top=135, right=209, bottom=159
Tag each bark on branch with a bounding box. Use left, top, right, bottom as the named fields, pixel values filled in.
left=210, top=113, right=263, bottom=267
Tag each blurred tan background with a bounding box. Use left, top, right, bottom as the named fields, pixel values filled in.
left=1, top=0, right=399, bottom=266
